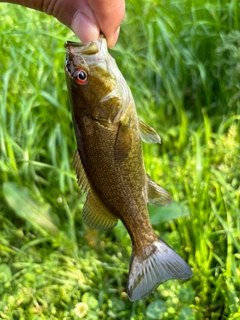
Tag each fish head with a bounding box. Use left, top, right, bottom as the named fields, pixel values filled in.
left=65, top=36, right=129, bottom=123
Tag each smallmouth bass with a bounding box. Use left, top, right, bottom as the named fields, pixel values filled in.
left=65, top=36, right=192, bottom=301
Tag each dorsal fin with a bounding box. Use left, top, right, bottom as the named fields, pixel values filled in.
left=83, top=190, right=118, bottom=230
left=139, top=120, right=161, bottom=144
left=147, top=175, right=172, bottom=206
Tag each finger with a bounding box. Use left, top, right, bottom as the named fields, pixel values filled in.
left=107, top=26, right=120, bottom=48
left=71, top=10, right=100, bottom=42
left=87, top=0, right=125, bottom=47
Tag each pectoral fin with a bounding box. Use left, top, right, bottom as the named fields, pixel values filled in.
left=139, top=120, right=161, bottom=144
left=73, top=149, right=90, bottom=193
left=114, top=117, right=132, bottom=161
left=83, top=190, right=118, bottom=230
left=147, top=175, right=172, bottom=206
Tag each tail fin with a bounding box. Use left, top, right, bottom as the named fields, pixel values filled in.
left=127, top=239, right=192, bottom=301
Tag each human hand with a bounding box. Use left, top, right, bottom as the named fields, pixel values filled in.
left=1, top=0, right=125, bottom=47
left=70, top=0, right=125, bottom=47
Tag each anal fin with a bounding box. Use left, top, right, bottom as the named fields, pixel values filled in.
left=147, top=175, right=172, bottom=206
left=83, top=190, right=118, bottom=230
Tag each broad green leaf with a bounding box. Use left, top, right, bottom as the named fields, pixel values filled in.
left=178, top=306, right=196, bottom=320
left=146, top=300, right=167, bottom=319
left=149, top=201, right=190, bottom=226
left=178, top=284, right=195, bottom=304
left=3, top=182, right=59, bottom=235
left=0, top=264, right=12, bottom=282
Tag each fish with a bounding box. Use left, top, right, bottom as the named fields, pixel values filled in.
left=64, top=36, right=192, bottom=301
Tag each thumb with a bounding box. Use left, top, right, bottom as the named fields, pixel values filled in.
left=71, top=10, right=100, bottom=43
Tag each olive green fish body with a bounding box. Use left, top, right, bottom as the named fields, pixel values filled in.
left=79, top=110, right=156, bottom=250
left=65, top=37, right=192, bottom=301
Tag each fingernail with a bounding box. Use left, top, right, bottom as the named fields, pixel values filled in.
left=108, top=26, right=120, bottom=48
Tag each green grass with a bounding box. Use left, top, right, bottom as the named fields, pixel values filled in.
left=0, top=1, right=240, bottom=319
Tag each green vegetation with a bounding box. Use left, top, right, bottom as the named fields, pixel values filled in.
left=0, top=0, right=239, bottom=319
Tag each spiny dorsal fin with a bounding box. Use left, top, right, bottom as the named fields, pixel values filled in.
left=139, top=120, right=161, bottom=144
left=83, top=190, right=118, bottom=230
left=147, top=175, right=172, bottom=206
left=127, top=239, right=192, bottom=301
left=73, top=149, right=90, bottom=193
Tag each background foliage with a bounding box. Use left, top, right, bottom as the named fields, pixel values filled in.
left=0, top=0, right=239, bottom=319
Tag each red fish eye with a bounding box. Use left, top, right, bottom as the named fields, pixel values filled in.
left=75, top=69, right=87, bottom=85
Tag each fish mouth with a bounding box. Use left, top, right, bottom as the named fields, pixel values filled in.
left=64, top=35, right=106, bottom=56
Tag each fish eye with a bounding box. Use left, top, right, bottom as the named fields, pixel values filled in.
left=75, top=69, right=88, bottom=85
